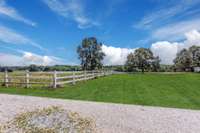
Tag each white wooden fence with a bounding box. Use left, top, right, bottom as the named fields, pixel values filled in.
left=0, top=70, right=113, bottom=88
left=54, top=70, right=112, bottom=88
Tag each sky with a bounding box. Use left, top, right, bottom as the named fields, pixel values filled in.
left=1, top=0, right=200, bottom=66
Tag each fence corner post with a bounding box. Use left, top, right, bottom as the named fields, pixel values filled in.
left=4, top=70, right=8, bottom=87
left=26, top=70, right=30, bottom=88
left=72, top=71, right=76, bottom=85
left=53, top=70, right=57, bottom=88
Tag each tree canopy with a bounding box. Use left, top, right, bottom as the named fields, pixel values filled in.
left=174, top=45, right=200, bottom=71
left=189, top=46, right=200, bottom=67
left=125, top=48, right=160, bottom=72
left=174, top=49, right=192, bottom=71
left=77, top=37, right=105, bottom=70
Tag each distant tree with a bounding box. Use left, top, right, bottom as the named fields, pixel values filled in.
left=151, top=56, right=161, bottom=72
left=173, top=49, right=192, bottom=71
left=125, top=53, right=137, bottom=72
left=159, top=65, right=173, bottom=72
left=77, top=37, right=105, bottom=70
left=28, top=64, right=41, bottom=72
left=189, top=46, right=200, bottom=67
left=0, top=67, right=13, bottom=72
left=125, top=48, right=157, bottom=73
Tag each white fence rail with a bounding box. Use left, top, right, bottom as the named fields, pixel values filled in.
left=0, top=70, right=113, bottom=88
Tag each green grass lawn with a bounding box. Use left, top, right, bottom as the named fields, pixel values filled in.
left=0, top=73, right=200, bottom=110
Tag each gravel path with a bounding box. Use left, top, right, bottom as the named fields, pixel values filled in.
left=0, top=94, right=200, bottom=133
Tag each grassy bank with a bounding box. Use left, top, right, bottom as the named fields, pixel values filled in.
left=0, top=73, right=200, bottom=109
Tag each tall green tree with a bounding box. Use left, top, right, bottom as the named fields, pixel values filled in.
left=173, top=49, right=192, bottom=71
left=77, top=37, right=105, bottom=70
left=125, top=48, right=157, bottom=73
left=173, top=45, right=200, bottom=71
left=189, top=46, right=200, bottom=67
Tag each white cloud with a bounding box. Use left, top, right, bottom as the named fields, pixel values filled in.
left=22, top=52, right=62, bottom=66
left=184, top=30, right=200, bottom=48
left=152, top=19, right=200, bottom=41
left=0, top=25, right=45, bottom=50
left=135, top=0, right=200, bottom=29
left=102, top=45, right=136, bottom=65
left=151, top=41, right=179, bottom=64
left=0, top=52, right=65, bottom=66
left=43, top=0, right=98, bottom=29
left=0, top=0, right=36, bottom=26
left=0, top=53, right=23, bottom=66
left=151, top=30, right=200, bottom=64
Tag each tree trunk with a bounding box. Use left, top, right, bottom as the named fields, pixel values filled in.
left=142, top=67, right=144, bottom=73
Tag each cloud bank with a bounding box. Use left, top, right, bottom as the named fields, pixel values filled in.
left=151, top=42, right=179, bottom=64
left=102, top=45, right=136, bottom=65
left=151, top=30, right=200, bottom=64
left=0, top=53, right=23, bottom=66
left=0, top=52, right=64, bottom=66
left=102, top=30, right=200, bottom=65
left=152, top=19, right=200, bottom=41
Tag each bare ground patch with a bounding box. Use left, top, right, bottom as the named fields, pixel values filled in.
left=0, top=106, right=97, bottom=133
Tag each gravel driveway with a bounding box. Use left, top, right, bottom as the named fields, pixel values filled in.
left=0, top=94, right=200, bottom=133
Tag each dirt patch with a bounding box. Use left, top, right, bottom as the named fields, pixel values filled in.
left=0, top=106, right=97, bottom=133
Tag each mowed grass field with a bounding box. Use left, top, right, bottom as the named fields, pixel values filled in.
left=0, top=73, right=200, bottom=109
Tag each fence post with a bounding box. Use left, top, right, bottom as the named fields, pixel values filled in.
left=26, top=70, right=30, bottom=88
left=84, top=70, right=86, bottom=81
left=4, top=70, right=8, bottom=87
left=53, top=71, right=57, bottom=88
left=97, top=70, right=101, bottom=77
left=92, top=70, right=95, bottom=78
left=73, top=71, right=76, bottom=85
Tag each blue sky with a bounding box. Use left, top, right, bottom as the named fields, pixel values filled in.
left=1, top=0, right=200, bottom=66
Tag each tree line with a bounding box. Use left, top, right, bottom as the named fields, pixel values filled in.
left=77, top=37, right=200, bottom=72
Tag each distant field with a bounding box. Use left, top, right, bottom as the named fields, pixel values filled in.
left=0, top=73, right=200, bottom=109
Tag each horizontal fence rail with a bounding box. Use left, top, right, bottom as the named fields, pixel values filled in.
left=0, top=70, right=113, bottom=88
